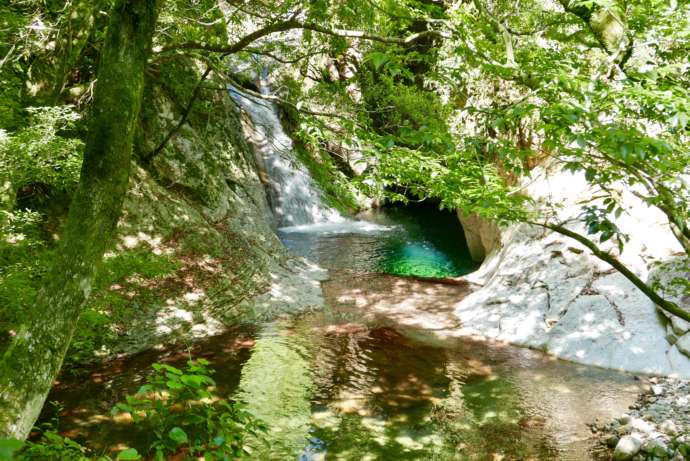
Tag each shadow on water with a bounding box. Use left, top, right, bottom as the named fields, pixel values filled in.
left=42, top=205, right=642, bottom=460
left=279, top=203, right=479, bottom=279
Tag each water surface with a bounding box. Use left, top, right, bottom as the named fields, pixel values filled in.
left=279, top=204, right=478, bottom=278
left=45, top=206, right=641, bottom=460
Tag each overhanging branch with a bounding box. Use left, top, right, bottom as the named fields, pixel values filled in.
left=530, top=220, right=690, bottom=322
left=157, top=19, right=447, bottom=55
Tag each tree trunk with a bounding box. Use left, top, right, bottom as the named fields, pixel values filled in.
left=0, top=0, right=160, bottom=439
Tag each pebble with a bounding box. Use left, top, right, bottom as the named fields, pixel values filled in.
left=598, top=377, right=689, bottom=460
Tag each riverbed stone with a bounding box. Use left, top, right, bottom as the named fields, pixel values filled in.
left=641, top=439, right=669, bottom=458
left=614, top=435, right=643, bottom=460
left=659, top=419, right=678, bottom=436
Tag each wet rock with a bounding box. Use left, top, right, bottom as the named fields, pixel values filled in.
left=606, top=434, right=621, bottom=448
left=642, top=439, right=669, bottom=458
left=619, top=414, right=633, bottom=425
left=614, top=435, right=643, bottom=460
left=599, top=377, right=690, bottom=460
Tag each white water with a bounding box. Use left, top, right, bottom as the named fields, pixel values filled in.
left=229, top=85, right=345, bottom=228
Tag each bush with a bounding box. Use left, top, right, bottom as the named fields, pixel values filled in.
left=111, top=358, right=268, bottom=461
left=0, top=360, right=269, bottom=461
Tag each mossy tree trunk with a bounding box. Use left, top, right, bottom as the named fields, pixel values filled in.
left=0, top=0, right=160, bottom=439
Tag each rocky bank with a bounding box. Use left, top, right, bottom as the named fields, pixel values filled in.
left=455, top=165, right=690, bottom=378
left=595, top=377, right=690, bottom=460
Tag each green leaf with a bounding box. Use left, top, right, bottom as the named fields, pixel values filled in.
left=161, top=364, right=183, bottom=375
left=180, top=374, right=206, bottom=388
left=212, top=435, right=225, bottom=447
left=117, top=448, right=141, bottom=460
left=368, top=52, right=389, bottom=70
left=169, top=427, right=189, bottom=445
left=0, top=439, right=24, bottom=461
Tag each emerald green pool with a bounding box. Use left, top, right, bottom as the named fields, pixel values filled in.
left=278, top=204, right=478, bottom=278
left=45, top=206, right=642, bottom=460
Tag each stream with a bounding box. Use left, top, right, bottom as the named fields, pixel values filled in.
left=45, top=205, right=643, bottom=461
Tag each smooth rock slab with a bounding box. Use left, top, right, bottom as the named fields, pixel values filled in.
left=454, top=167, right=690, bottom=377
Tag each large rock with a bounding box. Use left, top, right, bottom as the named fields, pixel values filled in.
left=454, top=166, right=690, bottom=377
left=457, top=211, right=501, bottom=262
left=109, top=60, right=326, bottom=354
left=613, top=435, right=642, bottom=460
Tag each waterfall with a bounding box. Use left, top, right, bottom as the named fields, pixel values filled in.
left=228, top=85, right=343, bottom=228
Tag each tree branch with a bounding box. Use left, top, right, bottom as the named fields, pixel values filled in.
left=530, top=220, right=690, bottom=322
left=157, top=19, right=447, bottom=55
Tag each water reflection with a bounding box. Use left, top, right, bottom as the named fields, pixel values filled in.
left=237, top=322, right=315, bottom=458
left=43, top=206, right=641, bottom=460
left=45, top=293, right=639, bottom=460
left=279, top=204, right=478, bottom=278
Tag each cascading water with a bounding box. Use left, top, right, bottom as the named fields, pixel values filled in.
left=228, top=85, right=343, bottom=228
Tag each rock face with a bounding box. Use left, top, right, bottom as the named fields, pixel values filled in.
left=456, top=211, right=501, bottom=263
left=108, top=59, right=326, bottom=354
left=455, top=166, right=690, bottom=377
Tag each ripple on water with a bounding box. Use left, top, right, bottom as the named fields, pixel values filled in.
left=43, top=206, right=641, bottom=461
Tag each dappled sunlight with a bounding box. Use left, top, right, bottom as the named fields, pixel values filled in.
left=230, top=86, right=343, bottom=227
left=322, top=271, right=468, bottom=337
left=45, top=287, right=646, bottom=460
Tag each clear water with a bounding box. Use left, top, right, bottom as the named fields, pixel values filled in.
left=279, top=204, right=478, bottom=278
left=45, top=207, right=641, bottom=461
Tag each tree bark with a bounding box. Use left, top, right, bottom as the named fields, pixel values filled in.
left=0, top=0, right=160, bottom=439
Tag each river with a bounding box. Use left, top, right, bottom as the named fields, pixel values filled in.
left=44, top=205, right=642, bottom=460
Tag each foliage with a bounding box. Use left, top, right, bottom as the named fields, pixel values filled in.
left=0, top=358, right=270, bottom=461
left=0, top=210, right=53, bottom=351
left=0, top=106, right=84, bottom=196
left=111, top=358, right=268, bottom=461
left=0, top=402, right=108, bottom=461
left=65, top=249, right=179, bottom=368
left=0, top=213, right=179, bottom=364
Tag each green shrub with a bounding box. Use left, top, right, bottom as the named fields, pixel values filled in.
left=111, top=358, right=268, bottom=461
left=0, top=402, right=109, bottom=461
